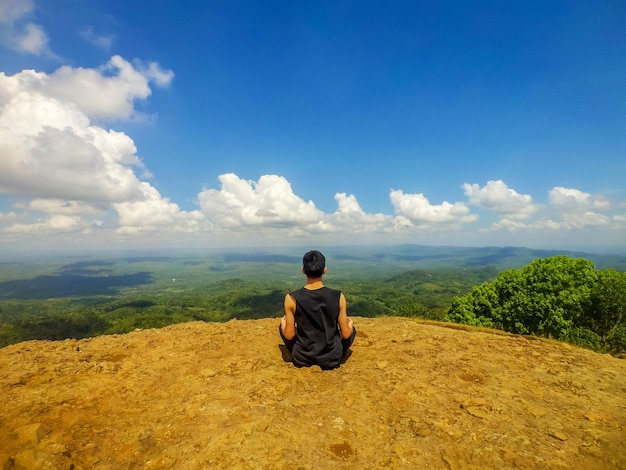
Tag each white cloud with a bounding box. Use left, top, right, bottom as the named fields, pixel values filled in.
left=18, top=199, right=104, bottom=216
left=0, top=0, right=33, bottom=23
left=80, top=26, right=114, bottom=50
left=334, top=193, right=363, bottom=215
left=6, top=214, right=95, bottom=234
left=463, top=180, right=538, bottom=220
left=138, top=60, right=176, bottom=88
left=15, top=21, right=47, bottom=54
left=331, top=193, right=394, bottom=233
left=548, top=187, right=611, bottom=228
left=47, top=55, right=173, bottom=121
left=0, top=92, right=146, bottom=202
left=0, top=210, right=19, bottom=223
left=0, top=57, right=196, bottom=244
left=491, top=218, right=531, bottom=232
left=114, top=183, right=203, bottom=234
left=1, top=167, right=625, bottom=249
left=472, top=185, right=614, bottom=235
left=195, top=175, right=406, bottom=242
left=0, top=55, right=174, bottom=122
left=389, top=189, right=477, bottom=225
left=0, top=57, right=176, bottom=206
left=197, top=173, right=325, bottom=229
left=0, top=0, right=52, bottom=56
left=549, top=186, right=605, bottom=211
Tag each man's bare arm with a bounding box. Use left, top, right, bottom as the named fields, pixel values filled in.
left=337, top=293, right=354, bottom=339
left=281, top=294, right=297, bottom=340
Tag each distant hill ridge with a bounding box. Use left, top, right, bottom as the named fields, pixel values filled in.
left=1, top=317, right=625, bottom=469
left=360, top=244, right=626, bottom=270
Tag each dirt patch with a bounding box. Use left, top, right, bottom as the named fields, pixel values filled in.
left=1, top=317, right=624, bottom=469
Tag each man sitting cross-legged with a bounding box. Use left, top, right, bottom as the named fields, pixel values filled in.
left=279, top=250, right=356, bottom=370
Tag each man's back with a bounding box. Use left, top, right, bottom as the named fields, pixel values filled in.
left=279, top=250, right=355, bottom=369
left=289, top=286, right=343, bottom=369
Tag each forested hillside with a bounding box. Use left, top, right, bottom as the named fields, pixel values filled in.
left=0, top=265, right=495, bottom=347
left=1, top=246, right=625, bottom=353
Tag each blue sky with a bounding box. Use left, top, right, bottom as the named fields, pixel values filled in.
left=0, top=0, right=625, bottom=253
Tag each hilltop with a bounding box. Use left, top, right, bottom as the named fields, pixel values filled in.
left=1, top=317, right=625, bottom=469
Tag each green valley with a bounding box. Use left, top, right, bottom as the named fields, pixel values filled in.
left=1, top=245, right=625, bottom=352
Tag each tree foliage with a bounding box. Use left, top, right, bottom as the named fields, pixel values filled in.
left=445, top=256, right=626, bottom=352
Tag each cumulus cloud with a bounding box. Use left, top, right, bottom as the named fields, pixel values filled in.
left=0, top=55, right=174, bottom=121
left=0, top=0, right=52, bottom=56
left=463, top=180, right=538, bottom=220
left=194, top=174, right=416, bottom=241
left=114, top=183, right=203, bottom=234
left=0, top=57, right=177, bottom=205
left=194, top=175, right=409, bottom=241
left=0, top=92, right=146, bottom=202
left=331, top=193, right=394, bottom=233
left=470, top=184, right=614, bottom=234
left=0, top=56, right=196, bottom=244
left=549, top=187, right=608, bottom=212
left=548, top=187, right=611, bottom=228
left=1, top=167, right=624, bottom=247
left=197, top=173, right=326, bottom=229
left=389, top=190, right=476, bottom=225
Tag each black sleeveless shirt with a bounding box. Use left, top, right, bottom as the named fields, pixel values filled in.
left=289, top=286, right=343, bottom=370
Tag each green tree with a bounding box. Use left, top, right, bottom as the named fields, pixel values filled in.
left=584, top=269, right=626, bottom=350
left=493, top=256, right=597, bottom=337
left=446, top=282, right=498, bottom=328
left=445, top=256, right=604, bottom=345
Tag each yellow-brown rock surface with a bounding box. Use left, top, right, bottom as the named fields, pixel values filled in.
left=1, top=317, right=625, bottom=469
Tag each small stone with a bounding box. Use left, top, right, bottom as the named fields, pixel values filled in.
left=200, top=368, right=217, bottom=378
left=410, top=421, right=432, bottom=437
left=328, top=442, right=354, bottom=461
left=376, top=361, right=388, bottom=370
left=332, top=416, right=346, bottom=430
left=548, top=430, right=568, bottom=441
left=464, top=406, right=489, bottom=419
left=15, top=423, right=52, bottom=446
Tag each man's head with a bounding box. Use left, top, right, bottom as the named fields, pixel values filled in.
left=302, top=250, right=326, bottom=278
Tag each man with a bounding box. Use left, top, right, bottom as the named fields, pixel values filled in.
left=279, top=250, right=356, bottom=369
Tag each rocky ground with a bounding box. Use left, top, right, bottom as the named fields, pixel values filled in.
left=1, top=317, right=625, bottom=469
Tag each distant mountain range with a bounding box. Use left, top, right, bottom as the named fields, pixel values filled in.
left=324, top=244, right=626, bottom=271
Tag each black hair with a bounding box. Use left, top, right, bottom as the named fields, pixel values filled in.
left=302, top=250, right=325, bottom=278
